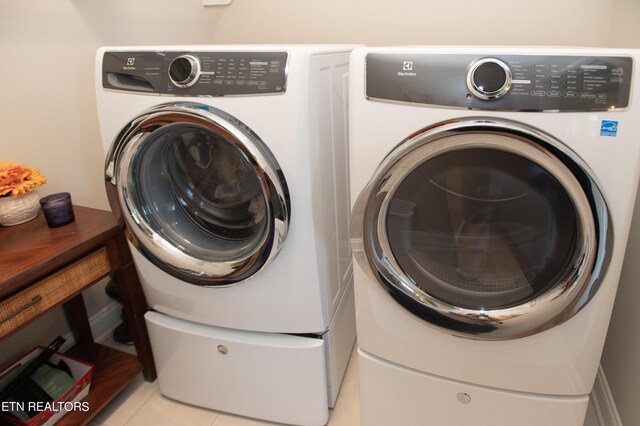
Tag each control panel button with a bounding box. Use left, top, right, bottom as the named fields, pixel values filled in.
left=466, top=58, right=513, bottom=100
left=169, top=55, right=201, bottom=88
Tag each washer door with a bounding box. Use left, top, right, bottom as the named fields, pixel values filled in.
left=105, top=102, right=290, bottom=286
left=350, top=118, right=611, bottom=340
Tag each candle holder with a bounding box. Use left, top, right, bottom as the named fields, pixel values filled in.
left=39, top=192, right=75, bottom=228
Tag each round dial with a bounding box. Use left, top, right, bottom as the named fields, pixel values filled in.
left=169, top=55, right=201, bottom=88
left=467, top=58, right=512, bottom=100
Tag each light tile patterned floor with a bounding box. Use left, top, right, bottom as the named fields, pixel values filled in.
left=92, top=338, right=599, bottom=426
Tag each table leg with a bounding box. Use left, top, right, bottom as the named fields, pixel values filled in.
left=63, top=293, right=94, bottom=345
left=113, top=263, right=157, bottom=382
left=107, top=234, right=157, bottom=382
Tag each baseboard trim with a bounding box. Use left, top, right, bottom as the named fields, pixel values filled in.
left=591, top=364, right=623, bottom=426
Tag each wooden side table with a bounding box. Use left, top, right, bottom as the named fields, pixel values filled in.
left=0, top=206, right=156, bottom=425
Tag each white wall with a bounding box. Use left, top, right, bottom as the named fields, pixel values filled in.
left=609, top=0, right=640, bottom=48
left=0, top=0, right=214, bottom=365
left=206, top=0, right=615, bottom=46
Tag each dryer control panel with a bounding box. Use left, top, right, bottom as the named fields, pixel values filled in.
left=102, top=51, right=288, bottom=96
left=366, top=53, right=633, bottom=111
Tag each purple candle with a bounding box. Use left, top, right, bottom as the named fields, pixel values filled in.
left=39, top=192, right=74, bottom=227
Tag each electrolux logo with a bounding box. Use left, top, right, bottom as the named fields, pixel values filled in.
left=398, top=61, right=416, bottom=77
left=600, top=120, right=619, bottom=137
left=123, top=57, right=136, bottom=71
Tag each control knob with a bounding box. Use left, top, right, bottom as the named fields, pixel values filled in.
left=466, top=58, right=512, bottom=100
left=169, top=55, right=201, bottom=88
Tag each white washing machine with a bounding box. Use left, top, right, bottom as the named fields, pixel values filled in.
left=349, top=46, right=640, bottom=425
left=95, top=45, right=357, bottom=426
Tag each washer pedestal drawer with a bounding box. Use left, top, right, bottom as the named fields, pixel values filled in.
left=145, top=311, right=329, bottom=426
left=358, top=348, right=589, bottom=426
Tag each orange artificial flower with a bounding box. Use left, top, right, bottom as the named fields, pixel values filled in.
left=0, top=162, right=47, bottom=197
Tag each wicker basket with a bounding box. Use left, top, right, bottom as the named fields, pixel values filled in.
left=0, top=190, right=41, bottom=226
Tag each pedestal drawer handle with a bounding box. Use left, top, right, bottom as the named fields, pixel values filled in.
left=0, top=295, right=43, bottom=325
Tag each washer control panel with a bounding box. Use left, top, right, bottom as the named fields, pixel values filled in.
left=102, top=51, right=288, bottom=96
left=366, top=53, right=633, bottom=111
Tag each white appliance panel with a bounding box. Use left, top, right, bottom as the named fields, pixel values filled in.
left=358, top=349, right=589, bottom=426
left=146, top=311, right=329, bottom=426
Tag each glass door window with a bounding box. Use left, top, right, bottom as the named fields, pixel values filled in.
left=351, top=119, right=609, bottom=339
left=107, top=103, right=289, bottom=286
left=130, top=123, right=268, bottom=262
left=387, top=148, right=578, bottom=310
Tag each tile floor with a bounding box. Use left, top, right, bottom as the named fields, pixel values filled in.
left=91, top=338, right=600, bottom=426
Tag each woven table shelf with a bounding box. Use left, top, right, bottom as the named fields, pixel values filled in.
left=0, top=248, right=110, bottom=338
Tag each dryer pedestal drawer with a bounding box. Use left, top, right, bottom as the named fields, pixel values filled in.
left=145, top=311, right=329, bottom=426
left=358, top=348, right=589, bottom=426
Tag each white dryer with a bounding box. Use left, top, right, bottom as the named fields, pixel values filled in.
left=96, top=45, right=357, bottom=426
left=349, top=46, right=640, bottom=425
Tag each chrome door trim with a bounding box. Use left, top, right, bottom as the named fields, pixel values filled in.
left=350, top=117, right=611, bottom=340
left=105, top=102, right=290, bottom=286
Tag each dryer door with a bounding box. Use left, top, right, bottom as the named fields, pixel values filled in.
left=351, top=118, right=611, bottom=340
left=105, top=102, right=290, bottom=286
